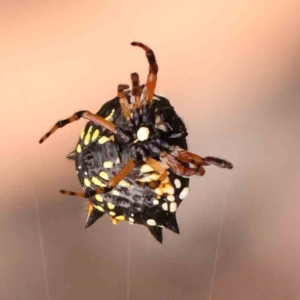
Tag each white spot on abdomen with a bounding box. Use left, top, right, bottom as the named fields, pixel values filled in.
left=169, top=202, right=177, bottom=213
left=137, top=127, right=150, bottom=141
left=179, top=187, right=189, bottom=200
left=147, top=219, right=157, bottom=226
left=174, top=179, right=181, bottom=189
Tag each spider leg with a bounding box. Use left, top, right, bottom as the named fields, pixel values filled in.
left=39, top=110, right=117, bottom=144
left=131, top=72, right=142, bottom=108
left=117, top=84, right=131, bottom=121
left=60, top=159, right=136, bottom=198
left=168, top=147, right=233, bottom=170
left=131, top=42, right=158, bottom=104
left=60, top=188, right=107, bottom=198
left=202, top=156, right=233, bottom=169
left=144, top=157, right=168, bottom=186
left=108, top=158, right=136, bottom=187
left=160, top=152, right=206, bottom=177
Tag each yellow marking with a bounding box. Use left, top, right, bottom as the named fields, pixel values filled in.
left=98, top=135, right=115, bottom=144
left=170, top=202, right=177, bottom=213
left=84, top=133, right=91, bottom=145
left=140, top=164, right=154, bottom=173
left=80, top=129, right=85, bottom=139
left=98, top=136, right=110, bottom=144
left=115, top=215, right=125, bottom=221
left=105, top=109, right=115, bottom=120
left=118, top=180, right=131, bottom=187
left=84, top=178, right=91, bottom=187
left=109, top=211, right=116, bottom=216
left=136, top=173, right=160, bottom=182
left=100, top=171, right=109, bottom=180
left=92, top=176, right=105, bottom=187
left=91, top=129, right=100, bottom=141
left=76, top=144, right=82, bottom=153
left=155, top=188, right=163, bottom=195
left=95, top=194, right=103, bottom=202
left=93, top=205, right=104, bottom=212
left=87, top=125, right=93, bottom=133
left=162, top=203, right=168, bottom=211
left=162, top=184, right=175, bottom=195
left=153, top=199, right=159, bottom=205
left=115, top=158, right=121, bottom=164
left=162, top=177, right=169, bottom=184
left=147, top=219, right=157, bottom=226
left=112, top=190, right=120, bottom=196
left=129, top=217, right=134, bottom=223
left=103, top=161, right=113, bottom=169
left=107, top=203, right=115, bottom=209
left=167, top=195, right=175, bottom=202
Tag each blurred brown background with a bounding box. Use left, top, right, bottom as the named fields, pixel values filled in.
left=1, top=1, right=300, bottom=299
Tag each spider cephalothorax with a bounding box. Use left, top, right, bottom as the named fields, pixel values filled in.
left=39, top=42, right=233, bottom=243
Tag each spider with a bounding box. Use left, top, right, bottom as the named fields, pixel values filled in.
left=39, top=42, right=233, bottom=243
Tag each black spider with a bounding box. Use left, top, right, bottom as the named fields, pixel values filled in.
left=39, top=42, right=233, bottom=243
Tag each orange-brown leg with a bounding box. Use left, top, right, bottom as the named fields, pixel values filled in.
left=60, top=158, right=136, bottom=198
left=167, top=147, right=233, bottom=170
left=131, top=42, right=158, bottom=104
left=39, top=110, right=117, bottom=144
left=118, top=84, right=131, bottom=121
left=131, top=72, right=142, bottom=108
left=201, top=156, right=233, bottom=169
left=160, top=152, right=206, bottom=177
left=144, top=157, right=168, bottom=183
left=140, top=157, right=169, bottom=188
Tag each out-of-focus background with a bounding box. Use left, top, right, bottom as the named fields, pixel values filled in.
left=1, top=1, right=299, bottom=299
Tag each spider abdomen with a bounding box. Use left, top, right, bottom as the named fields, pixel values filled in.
left=74, top=94, right=190, bottom=240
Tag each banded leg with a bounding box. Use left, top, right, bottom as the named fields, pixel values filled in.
left=39, top=110, right=117, bottom=144
left=160, top=153, right=206, bottom=177
left=202, top=156, right=233, bottom=169
left=168, top=147, right=233, bottom=169
left=60, top=159, right=136, bottom=198
left=131, top=73, right=142, bottom=108
left=118, top=84, right=131, bottom=121
left=130, top=73, right=142, bottom=126
left=131, top=42, right=158, bottom=104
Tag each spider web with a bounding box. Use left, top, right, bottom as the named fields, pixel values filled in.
left=207, top=177, right=232, bottom=300
left=14, top=71, right=52, bottom=300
